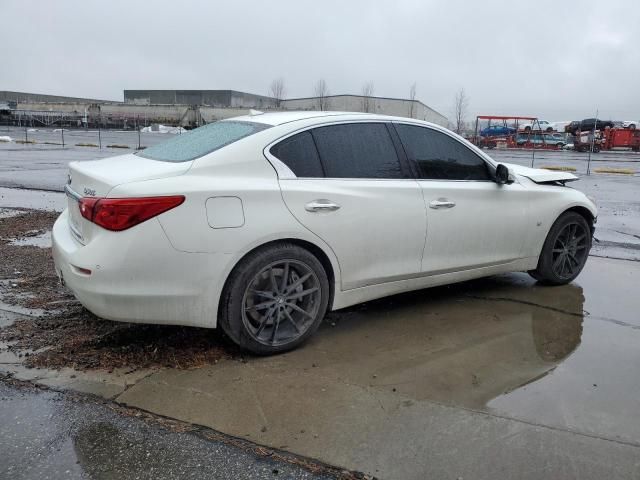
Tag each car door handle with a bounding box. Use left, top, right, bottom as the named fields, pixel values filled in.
left=305, top=200, right=341, bottom=212
left=429, top=199, right=456, bottom=209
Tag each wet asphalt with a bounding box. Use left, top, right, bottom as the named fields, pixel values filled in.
left=0, top=382, right=337, bottom=480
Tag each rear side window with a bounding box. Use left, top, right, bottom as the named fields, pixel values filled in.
left=138, top=121, right=270, bottom=162
left=311, top=123, right=405, bottom=179
left=395, top=124, right=491, bottom=181
left=269, top=131, right=324, bottom=177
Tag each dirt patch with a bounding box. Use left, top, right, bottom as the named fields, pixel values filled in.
left=0, top=209, right=235, bottom=371
left=0, top=209, right=62, bottom=309
left=1, top=306, right=234, bottom=371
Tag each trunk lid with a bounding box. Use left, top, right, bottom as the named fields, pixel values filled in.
left=67, top=153, right=191, bottom=198
left=66, top=154, right=191, bottom=244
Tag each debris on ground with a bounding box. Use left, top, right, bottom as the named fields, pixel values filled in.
left=0, top=209, right=235, bottom=371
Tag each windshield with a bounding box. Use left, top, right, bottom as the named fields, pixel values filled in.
left=137, top=121, right=270, bottom=162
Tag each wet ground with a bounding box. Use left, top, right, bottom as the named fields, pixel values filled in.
left=0, top=381, right=347, bottom=480
left=1, top=149, right=640, bottom=478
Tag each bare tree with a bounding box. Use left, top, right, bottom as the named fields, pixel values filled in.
left=361, top=82, right=375, bottom=113
left=313, top=79, right=330, bottom=111
left=269, top=77, right=286, bottom=108
left=408, top=82, right=417, bottom=118
left=453, top=88, right=469, bottom=134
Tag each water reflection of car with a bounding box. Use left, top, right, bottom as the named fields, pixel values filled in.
left=516, top=133, right=565, bottom=147
left=480, top=125, right=517, bottom=137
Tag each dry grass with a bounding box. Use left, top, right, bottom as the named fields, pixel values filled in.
left=15, top=139, right=36, bottom=144
left=541, top=165, right=577, bottom=172
left=106, top=144, right=130, bottom=149
left=75, top=143, right=99, bottom=147
left=593, top=167, right=635, bottom=175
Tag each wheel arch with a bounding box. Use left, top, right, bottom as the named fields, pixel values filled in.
left=218, top=237, right=339, bottom=319
left=563, top=205, right=596, bottom=234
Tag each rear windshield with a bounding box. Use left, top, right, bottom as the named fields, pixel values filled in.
left=137, top=121, right=270, bottom=162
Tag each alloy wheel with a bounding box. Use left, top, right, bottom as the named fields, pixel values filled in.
left=241, top=260, right=322, bottom=347
left=551, top=222, right=589, bottom=280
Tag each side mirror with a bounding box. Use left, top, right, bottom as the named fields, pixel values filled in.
left=495, top=163, right=511, bottom=185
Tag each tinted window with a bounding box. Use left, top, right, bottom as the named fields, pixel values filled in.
left=138, top=121, right=270, bottom=162
left=396, top=124, right=491, bottom=180
left=269, top=131, right=324, bottom=177
left=311, top=123, right=405, bottom=179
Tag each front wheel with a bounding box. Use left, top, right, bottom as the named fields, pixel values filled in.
left=219, top=243, right=330, bottom=355
left=529, top=212, right=591, bottom=285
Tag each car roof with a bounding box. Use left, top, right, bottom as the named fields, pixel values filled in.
left=224, top=110, right=426, bottom=127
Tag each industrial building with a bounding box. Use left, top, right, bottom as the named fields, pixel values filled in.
left=124, top=90, right=277, bottom=109
left=280, top=94, right=447, bottom=126
left=0, top=90, right=114, bottom=104
left=1, top=89, right=448, bottom=128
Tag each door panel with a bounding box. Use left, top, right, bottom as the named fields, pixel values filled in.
left=419, top=181, right=530, bottom=273
left=280, top=179, right=426, bottom=290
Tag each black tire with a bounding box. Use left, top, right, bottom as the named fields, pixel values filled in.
left=529, top=212, right=591, bottom=285
left=218, top=243, right=330, bottom=355
left=524, top=126, right=532, bottom=133
left=546, top=127, right=553, bottom=132
left=629, top=124, right=636, bottom=130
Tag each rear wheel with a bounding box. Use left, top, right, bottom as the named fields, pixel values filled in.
left=219, top=243, right=330, bottom=355
left=529, top=212, right=591, bottom=285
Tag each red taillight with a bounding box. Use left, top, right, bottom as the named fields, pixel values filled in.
left=79, top=196, right=185, bottom=231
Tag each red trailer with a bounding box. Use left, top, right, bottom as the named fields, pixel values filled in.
left=573, top=127, right=640, bottom=152
left=602, top=127, right=640, bottom=151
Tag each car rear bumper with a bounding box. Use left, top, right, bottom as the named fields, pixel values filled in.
left=52, top=209, right=225, bottom=328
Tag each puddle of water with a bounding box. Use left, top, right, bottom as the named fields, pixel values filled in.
left=8, top=230, right=52, bottom=248
left=295, top=276, right=585, bottom=410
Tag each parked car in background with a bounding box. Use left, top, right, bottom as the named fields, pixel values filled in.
left=622, top=120, right=638, bottom=129
left=480, top=125, right=517, bottom=137
left=520, top=120, right=555, bottom=132
left=516, top=133, right=565, bottom=147
left=566, top=118, right=615, bottom=134
left=52, top=112, right=596, bottom=354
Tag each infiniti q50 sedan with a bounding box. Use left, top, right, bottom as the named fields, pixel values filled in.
left=52, top=112, right=596, bottom=354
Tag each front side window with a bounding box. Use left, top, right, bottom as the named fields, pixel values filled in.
left=395, top=124, right=491, bottom=181
left=269, top=131, right=324, bottom=177
left=138, top=121, right=270, bottom=162
left=311, top=123, right=405, bottom=179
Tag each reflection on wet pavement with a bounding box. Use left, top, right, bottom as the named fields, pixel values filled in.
left=306, top=273, right=585, bottom=410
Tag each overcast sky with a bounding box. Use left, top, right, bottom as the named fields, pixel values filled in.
left=2, top=0, right=639, bottom=121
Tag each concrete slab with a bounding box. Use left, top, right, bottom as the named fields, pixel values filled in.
left=0, top=363, right=156, bottom=400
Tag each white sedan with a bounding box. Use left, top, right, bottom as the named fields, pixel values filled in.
left=52, top=112, right=596, bottom=354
